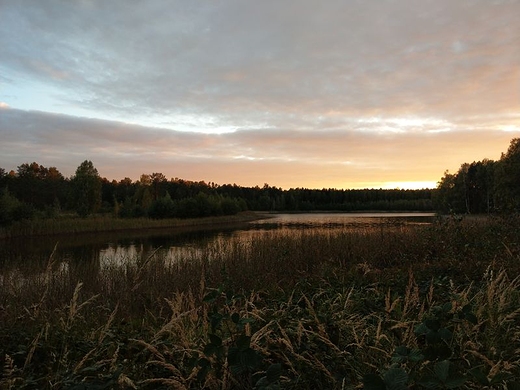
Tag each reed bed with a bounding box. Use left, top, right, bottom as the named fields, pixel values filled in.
left=0, top=211, right=261, bottom=239
left=1, top=216, right=520, bottom=388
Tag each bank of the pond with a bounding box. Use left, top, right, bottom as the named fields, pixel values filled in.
left=0, top=211, right=265, bottom=239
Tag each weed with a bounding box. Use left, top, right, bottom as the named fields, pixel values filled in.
left=1, top=216, right=520, bottom=388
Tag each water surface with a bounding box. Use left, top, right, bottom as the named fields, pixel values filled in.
left=1, top=212, right=435, bottom=275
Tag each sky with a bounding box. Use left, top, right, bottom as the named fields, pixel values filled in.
left=0, top=0, right=519, bottom=190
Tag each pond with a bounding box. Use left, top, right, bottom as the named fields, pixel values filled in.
left=0, top=212, right=436, bottom=277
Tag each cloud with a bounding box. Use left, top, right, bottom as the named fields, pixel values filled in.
left=0, top=1, right=519, bottom=188
left=1, top=1, right=519, bottom=126
left=1, top=109, right=518, bottom=188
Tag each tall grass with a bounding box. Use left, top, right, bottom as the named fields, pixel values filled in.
left=0, top=211, right=261, bottom=239
left=1, top=215, right=520, bottom=388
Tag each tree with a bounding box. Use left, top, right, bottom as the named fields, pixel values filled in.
left=497, top=138, right=520, bottom=210
left=466, top=160, right=496, bottom=213
left=434, top=168, right=468, bottom=214
left=15, top=162, right=44, bottom=206
left=0, top=188, right=22, bottom=225
left=148, top=192, right=175, bottom=219
left=71, top=160, right=102, bottom=217
left=0, top=167, right=9, bottom=192
left=0, top=188, right=34, bottom=225
left=139, top=174, right=152, bottom=186
left=150, top=172, right=167, bottom=200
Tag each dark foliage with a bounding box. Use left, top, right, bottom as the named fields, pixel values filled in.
left=0, top=160, right=435, bottom=225
left=434, top=138, right=520, bottom=214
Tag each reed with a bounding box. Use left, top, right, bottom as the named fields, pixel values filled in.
left=0, top=211, right=262, bottom=239
left=1, top=216, right=520, bottom=388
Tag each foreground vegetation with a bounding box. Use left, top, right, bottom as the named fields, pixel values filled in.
left=2, top=215, right=520, bottom=389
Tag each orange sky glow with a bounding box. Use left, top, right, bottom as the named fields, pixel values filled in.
left=1, top=1, right=519, bottom=190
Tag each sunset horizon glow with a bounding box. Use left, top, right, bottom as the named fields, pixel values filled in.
left=1, top=1, right=519, bottom=190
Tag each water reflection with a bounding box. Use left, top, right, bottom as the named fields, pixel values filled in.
left=250, top=212, right=435, bottom=229
left=0, top=213, right=435, bottom=276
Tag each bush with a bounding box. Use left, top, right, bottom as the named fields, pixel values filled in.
left=221, top=197, right=240, bottom=215
left=148, top=192, right=176, bottom=219
left=0, top=188, right=34, bottom=225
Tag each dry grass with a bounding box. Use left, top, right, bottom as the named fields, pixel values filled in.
left=0, top=211, right=261, bottom=239
left=1, top=216, right=520, bottom=388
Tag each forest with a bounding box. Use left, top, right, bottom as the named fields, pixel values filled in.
left=0, top=162, right=432, bottom=226
left=435, top=138, right=520, bottom=214
left=1, top=137, right=519, bottom=226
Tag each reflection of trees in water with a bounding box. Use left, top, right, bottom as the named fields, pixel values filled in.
left=64, top=244, right=104, bottom=293
left=1, top=214, right=436, bottom=292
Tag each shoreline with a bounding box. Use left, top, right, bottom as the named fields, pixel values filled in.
left=1, top=210, right=490, bottom=240
left=0, top=211, right=266, bottom=240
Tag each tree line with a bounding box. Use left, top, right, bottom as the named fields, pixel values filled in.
left=434, top=138, right=520, bottom=214
left=0, top=160, right=435, bottom=226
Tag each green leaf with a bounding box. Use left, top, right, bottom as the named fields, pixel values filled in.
left=255, top=376, right=270, bottom=388
left=204, top=334, right=224, bottom=357
left=362, top=373, right=386, bottom=390
left=197, top=364, right=211, bottom=382
left=203, top=343, right=217, bottom=356
left=266, top=363, right=282, bottom=383
left=426, top=330, right=441, bottom=344
left=210, top=312, right=223, bottom=331
left=490, top=372, right=514, bottom=384
left=442, top=302, right=453, bottom=313
left=203, top=290, right=219, bottom=302
left=235, top=334, right=251, bottom=350
left=228, top=346, right=261, bottom=374
left=197, top=357, right=213, bottom=382
left=394, top=346, right=409, bottom=356
left=391, top=346, right=423, bottom=364
left=226, top=290, right=234, bottom=301
left=414, top=322, right=429, bottom=335
left=468, top=366, right=489, bottom=385
left=384, top=367, right=408, bottom=390
left=507, top=381, right=520, bottom=390
left=461, top=304, right=472, bottom=314
left=408, top=349, right=425, bottom=362
left=464, top=312, right=478, bottom=324
left=425, top=319, right=441, bottom=331
left=432, top=360, right=466, bottom=389
left=231, top=312, right=240, bottom=324
left=209, top=334, right=222, bottom=346
left=392, top=346, right=409, bottom=364
left=418, top=375, right=441, bottom=389
left=428, top=344, right=452, bottom=360
left=444, top=374, right=466, bottom=389
left=434, top=360, right=450, bottom=382
left=438, top=327, right=453, bottom=342
left=198, top=357, right=211, bottom=368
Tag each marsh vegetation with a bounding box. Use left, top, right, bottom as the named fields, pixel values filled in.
left=1, top=214, right=520, bottom=389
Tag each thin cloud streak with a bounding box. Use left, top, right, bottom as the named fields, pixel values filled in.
left=0, top=108, right=517, bottom=189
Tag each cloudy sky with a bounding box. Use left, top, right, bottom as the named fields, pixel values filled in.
left=1, top=0, right=519, bottom=189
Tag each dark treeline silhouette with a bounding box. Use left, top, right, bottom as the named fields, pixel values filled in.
left=434, top=138, right=520, bottom=214
left=0, top=160, right=434, bottom=226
